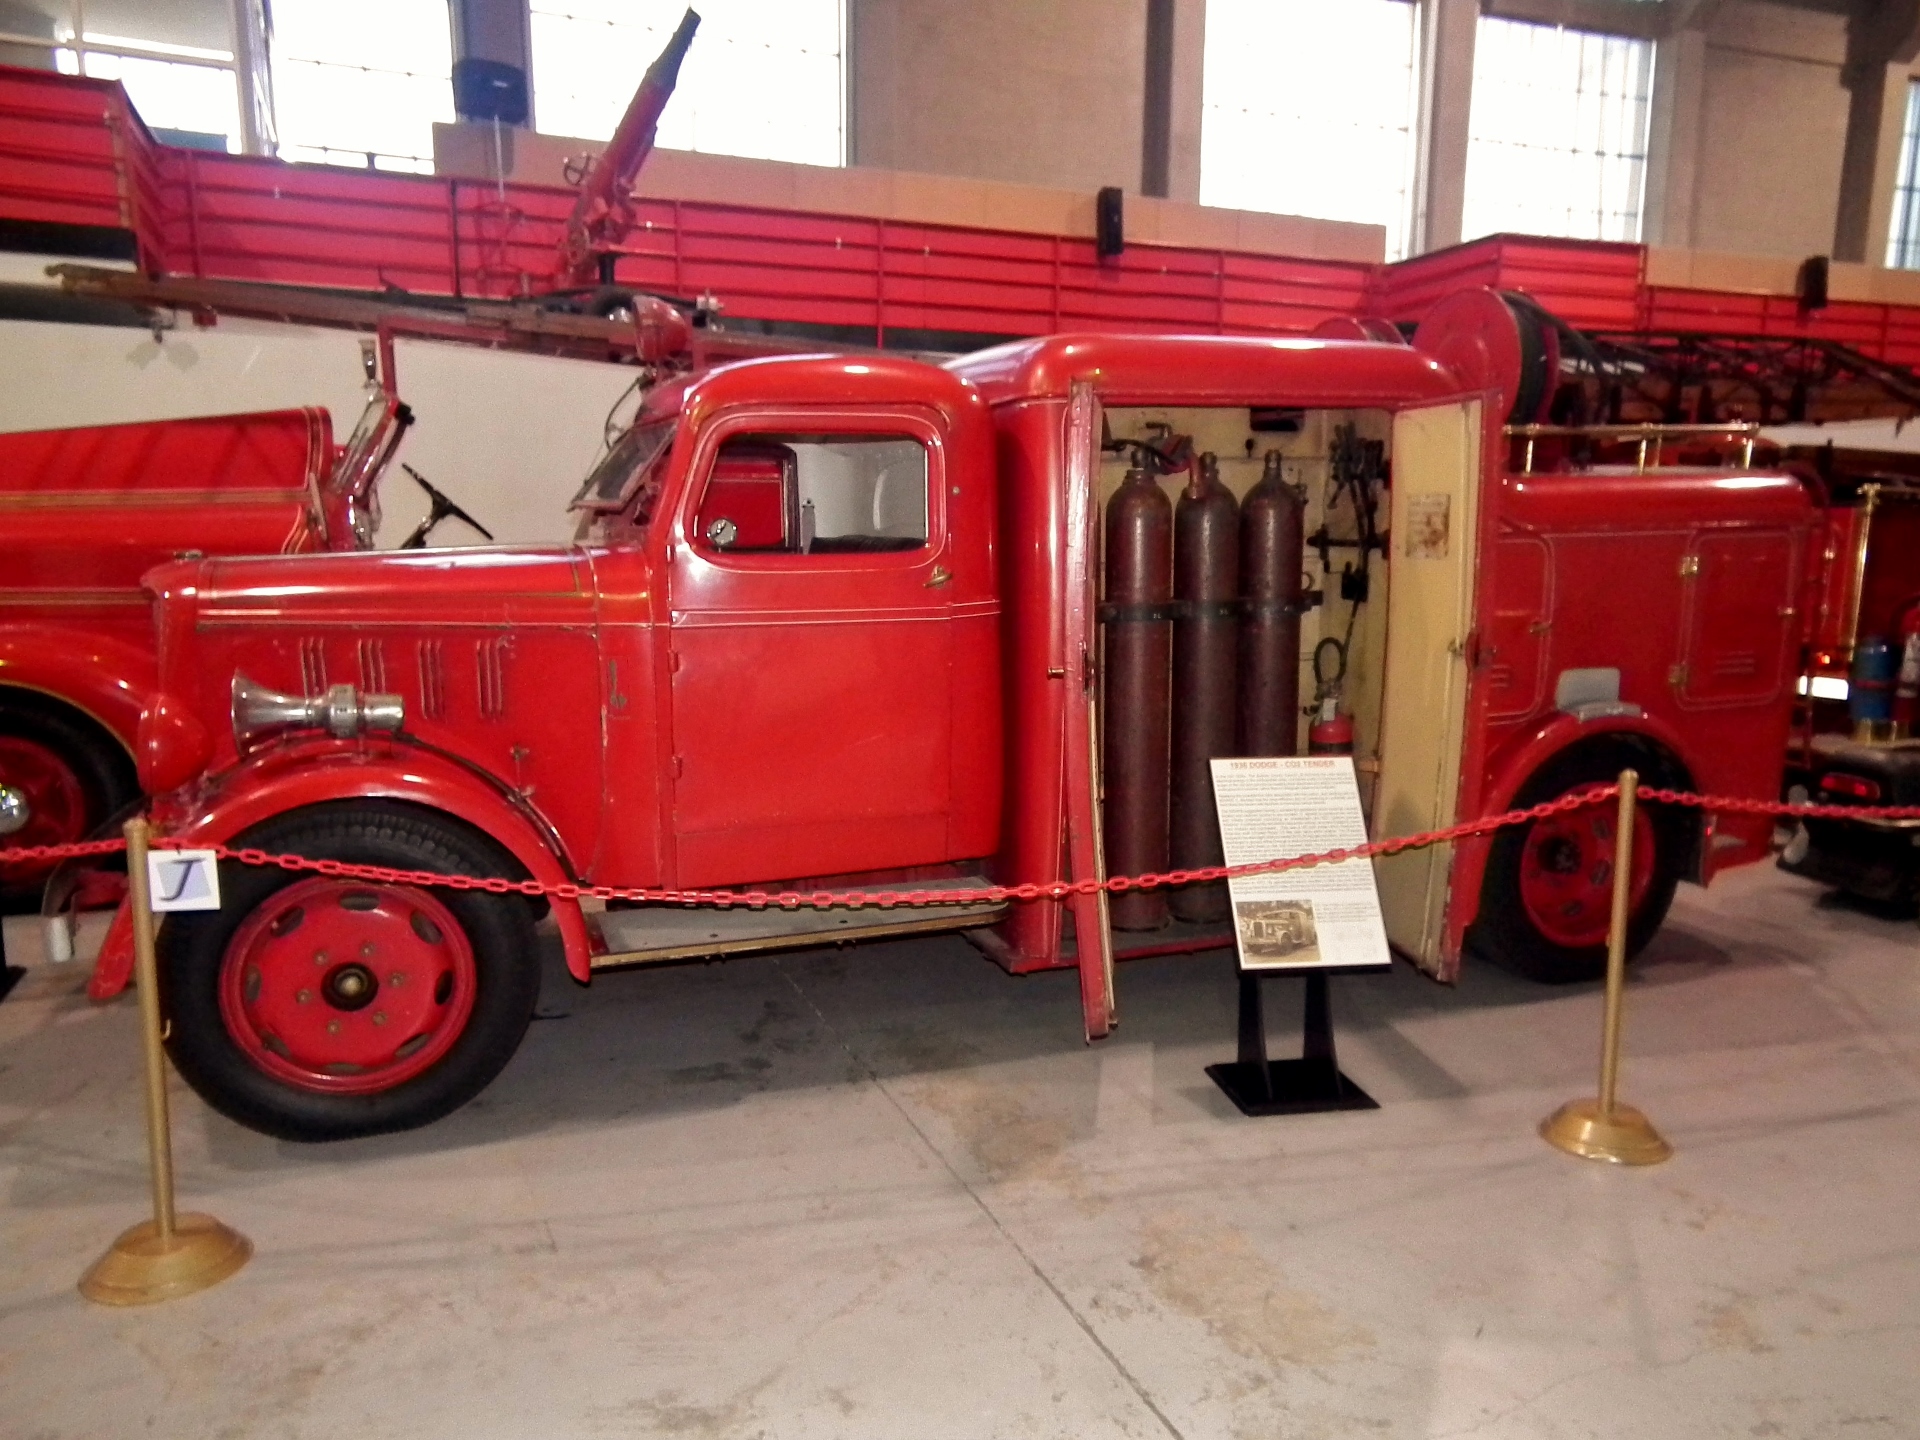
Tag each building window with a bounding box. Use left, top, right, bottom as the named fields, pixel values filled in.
left=269, top=0, right=453, bottom=173
left=1887, top=81, right=1920, bottom=268
left=531, top=0, right=844, bottom=168
left=55, top=34, right=240, bottom=152
left=1462, top=18, right=1655, bottom=243
left=1199, top=0, right=1421, bottom=260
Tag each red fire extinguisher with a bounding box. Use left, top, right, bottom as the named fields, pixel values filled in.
left=1893, top=596, right=1920, bottom=734
left=1308, top=637, right=1354, bottom=755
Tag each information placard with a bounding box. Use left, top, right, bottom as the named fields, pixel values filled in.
left=1210, top=756, right=1391, bottom=972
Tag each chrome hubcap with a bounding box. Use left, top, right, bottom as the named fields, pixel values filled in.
left=0, top=783, right=29, bottom=838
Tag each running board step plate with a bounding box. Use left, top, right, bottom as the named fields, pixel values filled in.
left=589, top=879, right=1006, bottom=970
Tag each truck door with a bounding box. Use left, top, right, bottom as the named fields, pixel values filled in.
left=665, top=410, right=956, bottom=887
left=1372, top=399, right=1484, bottom=972
left=1678, top=528, right=1801, bottom=707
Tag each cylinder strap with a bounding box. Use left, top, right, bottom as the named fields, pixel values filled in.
left=1239, top=597, right=1307, bottom=619
left=1171, top=599, right=1241, bottom=622
left=1098, top=599, right=1309, bottom=624
left=1096, top=601, right=1174, bottom=624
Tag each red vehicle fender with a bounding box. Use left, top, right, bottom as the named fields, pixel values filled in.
left=0, top=625, right=154, bottom=745
left=1445, top=709, right=1700, bottom=960
left=90, top=740, right=594, bottom=1001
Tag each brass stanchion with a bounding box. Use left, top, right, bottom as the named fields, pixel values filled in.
left=79, top=818, right=251, bottom=1305
left=1540, top=769, right=1673, bottom=1166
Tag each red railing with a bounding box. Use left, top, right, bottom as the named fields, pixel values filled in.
left=9, top=63, right=1920, bottom=358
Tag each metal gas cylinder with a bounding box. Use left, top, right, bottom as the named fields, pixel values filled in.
left=1237, top=450, right=1306, bottom=757
left=1850, top=635, right=1896, bottom=730
left=1102, top=464, right=1174, bottom=931
left=1169, top=453, right=1240, bottom=923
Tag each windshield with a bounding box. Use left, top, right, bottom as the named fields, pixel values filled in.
left=571, top=418, right=677, bottom=515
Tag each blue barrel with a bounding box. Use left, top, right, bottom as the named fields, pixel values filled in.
left=1850, top=635, right=1897, bottom=724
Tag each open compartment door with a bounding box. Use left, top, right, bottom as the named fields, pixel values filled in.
left=1372, top=399, right=1483, bottom=975
left=1062, top=379, right=1116, bottom=1039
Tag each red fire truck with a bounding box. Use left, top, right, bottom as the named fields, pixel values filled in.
left=114, top=287, right=1815, bottom=1142
left=0, top=388, right=407, bottom=909
left=1778, top=454, right=1920, bottom=902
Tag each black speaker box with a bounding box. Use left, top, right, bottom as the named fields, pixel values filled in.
left=1798, top=254, right=1829, bottom=312
left=1097, top=186, right=1124, bottom=259
left=453, top=58, right=529, bottom=126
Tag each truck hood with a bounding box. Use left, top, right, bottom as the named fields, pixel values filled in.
left=136, top=546, right=608, bottom=796
left=145, top=545, right=596, bottom=623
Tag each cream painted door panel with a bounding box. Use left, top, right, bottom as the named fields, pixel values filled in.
left=1373, top=400, right=1482, bottom=972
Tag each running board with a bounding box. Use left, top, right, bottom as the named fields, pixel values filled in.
left=588, top=880, right=1007, bottom=971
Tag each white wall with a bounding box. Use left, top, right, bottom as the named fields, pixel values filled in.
left=850, top=0, right=1150, bottom=194
left=0, top=310, right=640, bottom=548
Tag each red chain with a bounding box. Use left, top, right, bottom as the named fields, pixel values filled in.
left=9, top=786, right=1918, bottom=912
left=0, top=839, right=137, bottom=865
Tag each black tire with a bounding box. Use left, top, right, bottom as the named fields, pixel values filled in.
left=1467, top=743, right=1689, bottom=984
left=159, top=802, right=540, bottom=1142
left=0, top=691, right=138, bottom=914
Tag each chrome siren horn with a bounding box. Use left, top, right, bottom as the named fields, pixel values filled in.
left=231, top=673, right=406, bottom=752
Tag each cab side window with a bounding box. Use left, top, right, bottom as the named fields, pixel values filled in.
left=695, top=433, right=929, bottom=555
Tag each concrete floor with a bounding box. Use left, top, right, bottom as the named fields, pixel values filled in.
left=2, top=862, right=1917, bottom=1439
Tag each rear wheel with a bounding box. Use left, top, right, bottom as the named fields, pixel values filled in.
left=160, top=803, right=540, bottom=1141
left=1469, top=746, right=1687, bottom=984
left=0, top=694, right=137, bottom=913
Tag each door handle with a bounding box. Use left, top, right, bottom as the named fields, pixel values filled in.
left=925, top=566, right=952, bottom=588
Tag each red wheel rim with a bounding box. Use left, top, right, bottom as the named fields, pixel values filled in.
left=0, top=736, right=89, bottom=879
left=1518, top=806, right=1656, bottom=950
left=219, top=878, right=477, bottom=1095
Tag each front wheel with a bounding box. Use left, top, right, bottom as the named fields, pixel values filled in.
left=160, top=804, right=540, bottom=1141
left=1468, top=748, right=1687, bottom=984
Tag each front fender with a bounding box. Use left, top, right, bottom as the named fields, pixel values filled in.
left=1445, top=710, right=1701, bottom=965
left=90, top=739, right=595, bottom=998
left=0, top=624, right=154, bottom=746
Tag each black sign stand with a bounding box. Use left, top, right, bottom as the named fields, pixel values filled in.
left=1207, top=969, right=1379, bottom=1116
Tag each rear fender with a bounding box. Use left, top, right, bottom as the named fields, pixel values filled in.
left=1447, top=711, right=1700, bottom=963
left=90, top=740, right=593, bottom=1000
left=0, top=626, right=153, bottom=747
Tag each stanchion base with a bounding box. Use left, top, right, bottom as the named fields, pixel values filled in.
left=79, top=1213, right=252, bottom=1306
left=1207, top=1058, right=1380, bottom=1117
left=1540, top=1098, right=1672, bottom=1166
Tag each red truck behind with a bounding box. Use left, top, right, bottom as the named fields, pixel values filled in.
left=0, top=392, right=405, bottom=909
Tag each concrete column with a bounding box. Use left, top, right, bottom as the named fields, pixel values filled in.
left=1165, top=0, right=1205, bottom=204
left=229, top=0, right=276, bottom=156
left=1834, top=0, right=1920, bottom=262
left=1835, top=60, right=1912, bottom=262
left=1141, top=0, right=1174, bottom=196
left=1413, top=0, right=1478, bottom=253
left=1642, top=26, right=1706, bottom=247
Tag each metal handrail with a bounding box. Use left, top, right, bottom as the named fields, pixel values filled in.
left=1504, top=422, right=1760, bottom=474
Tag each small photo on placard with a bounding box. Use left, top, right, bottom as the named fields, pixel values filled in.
left=147, top=849, right=222, bottom=913
left=1210, top=755, right=1391, bottom=972
left=1232, top=897, right=1320, bottom=966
